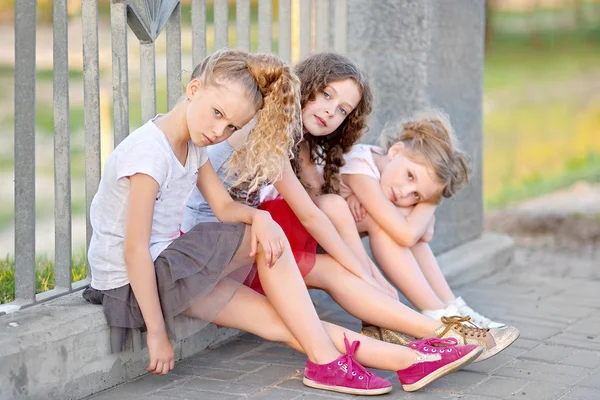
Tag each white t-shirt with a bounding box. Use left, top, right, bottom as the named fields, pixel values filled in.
left=88, top=118, right=208, bottom=290
left=339, top=144, right=384, bottom=199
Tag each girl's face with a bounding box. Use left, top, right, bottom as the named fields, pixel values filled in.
left=302, top=78, right=361, bottom=137
left=380, top=143, right=443, bottom=207
left=185, top=79, right=257, bottom=147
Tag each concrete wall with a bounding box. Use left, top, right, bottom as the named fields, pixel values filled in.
left=346, top=0, right=486, bottom=253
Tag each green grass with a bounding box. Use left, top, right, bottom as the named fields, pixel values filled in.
left=484, top=32, right=600, bottom=92
left=485, top=152, right=600, bottom=209
left=0, top=253, right=87, bottom=304
left=483, top=31, right=600, bottom=209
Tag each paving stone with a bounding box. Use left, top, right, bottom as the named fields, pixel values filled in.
left=560, top=386, right=600, bottom=400
left=235, top=365, right=301, bottom=387
left=176, top=376, right=264, bottom=396
left=463, top=354, right=515, bottom=375
left=547, top=333, right=600, bottom=352
left=520, top=344, right=577, bottom=363
left=565, top=317, right=600, bottom=337
left=423, top=370, right=489, bottom=393
left=88, top=373, right=186, bottom=399
left=146, top=389, right=242, bottom=400
left=512, top=381, right=572, bottom=400
left=494, top=359, right=591, bottom=384
left=512, top=338, right=544, bottom=350
left=247, top=387, right=303, bottom=399
left=576, top=369, right=600, bottom=389
left=275, top=376, right=349, bottom=399
left=467, top=376, right=530, bottom=398
left=559, top=350, right=600, bottom=369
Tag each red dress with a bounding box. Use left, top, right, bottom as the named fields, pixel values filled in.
left=245, top=196, right=318, bottom=294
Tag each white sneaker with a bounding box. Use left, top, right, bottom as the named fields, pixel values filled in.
left=421, top=304, right=460, bottom=321
left=451, top=297, right=506, bottom=329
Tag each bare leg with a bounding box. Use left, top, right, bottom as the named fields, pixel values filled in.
left=304, top=254, right=441, bottom=338
left=410, top=241, right=455, bottom=304
left=232, top=225, right=340, bottom=364
left=188, top=282, right=420, bottom=371
left=358, top=215, right=446, bottom=311
left=314, top=194, right=373, bottom=269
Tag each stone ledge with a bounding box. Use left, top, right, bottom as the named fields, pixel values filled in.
left=438, top=232, right=515, bottom=288
left=0, top=292, right=242, bottom=400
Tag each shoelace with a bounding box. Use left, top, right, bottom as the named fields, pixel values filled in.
left=457, top=303, right=493, bottom=326
left=409, top=337, right=458, bottom=349
left=340, top=333, right=373, bottom=381
left=439, top=316, right=490, bottom=340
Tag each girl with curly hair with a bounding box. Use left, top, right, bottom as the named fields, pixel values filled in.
left=181, top=53, right=526, bottom=392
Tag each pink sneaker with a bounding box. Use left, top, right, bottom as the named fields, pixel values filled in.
left=303, top=334, right=392, bottom=396
left=397, top=338, right=482, bottom=392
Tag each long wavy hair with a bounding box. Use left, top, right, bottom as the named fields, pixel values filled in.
left=191, top=49, right=302, bottom=194
left=292, top=52, right=373, bottom=194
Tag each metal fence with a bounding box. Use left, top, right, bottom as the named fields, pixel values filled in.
left=11, top=0, right=348, bottom=308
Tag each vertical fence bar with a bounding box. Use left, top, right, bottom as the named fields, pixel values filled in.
left=166, top=3, right=182, bottom=110
left=299, top=0, right=311, bottom=59
left=278, top=0, right=292, bottom=63
left=82, top=0, right=101, bottom=270
left=111, top=0, right=130, bottom=145
left=53, top=0, right=72, bottom=290
left=140, top=42, right=156, bottom=123
left=192, top=0, right=207, bottom=66
left=258, top=0, right=273, bottom=53
left=333, top=0, right=348, bottom=53
left=236, top=0, right=251, bottom=51
left=14, top=0, right=37, bottom=303
left=214, top=0, right=229, bottom=51
left=315, top=0, right=329, bottom=52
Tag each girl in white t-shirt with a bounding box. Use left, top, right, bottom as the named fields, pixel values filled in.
left=339, top=110, right=508, bottom=331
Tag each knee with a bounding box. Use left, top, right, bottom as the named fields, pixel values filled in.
left=317, top=194, right=353, bottom=222
left=316, top=194, right=348, bottom=215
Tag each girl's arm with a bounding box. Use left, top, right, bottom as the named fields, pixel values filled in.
left=196, top=161, right=284, bottom=266
left=274, top=160, right=375, bottom=282
left=124, top=173, right=174, bottom=375
left=343, top=174, right=436, bottom=247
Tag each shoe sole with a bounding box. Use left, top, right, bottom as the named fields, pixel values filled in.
left=302, top=378, right=392, bottom=396
left=401, top=346, right=484, bottom=392
left=474, top=328, right=520, bottom=363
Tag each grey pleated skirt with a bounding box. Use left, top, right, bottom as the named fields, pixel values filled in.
left=83, top=222, right=252, bottom=353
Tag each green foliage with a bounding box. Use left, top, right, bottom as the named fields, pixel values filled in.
left=0, top=253, right=88, bottom=304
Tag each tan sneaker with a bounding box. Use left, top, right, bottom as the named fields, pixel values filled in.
left=432, top=316, right=519, bottom=362
left=361, top=323, right=414, bottom=346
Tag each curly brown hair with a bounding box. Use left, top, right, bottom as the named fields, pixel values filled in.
left=292, top=52, right=373, bottom=194
left=380, top=109, right=471, bottom=201
left=191, top=49, right=302, bottom=194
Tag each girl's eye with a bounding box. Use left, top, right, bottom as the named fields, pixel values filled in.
left=214, top=109, right=222, bottom=117
left=338, top=107, right=347, bottom=116
left=228, top=125, right=237, bottom=131
left=323, top=91, right=331, bottom=99
left=413, top=192, right=420, bottom=200
left=408, top=172, right=413, bottom=180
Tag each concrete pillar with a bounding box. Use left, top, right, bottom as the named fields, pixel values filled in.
left=346, top=0, right=485, bottom=253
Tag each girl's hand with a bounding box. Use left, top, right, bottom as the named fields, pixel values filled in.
left=346, top=194, right=367, bottom=222
left=250, top=211, right=286, bottom=268
left=146, top=330, right=175, bottom=375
